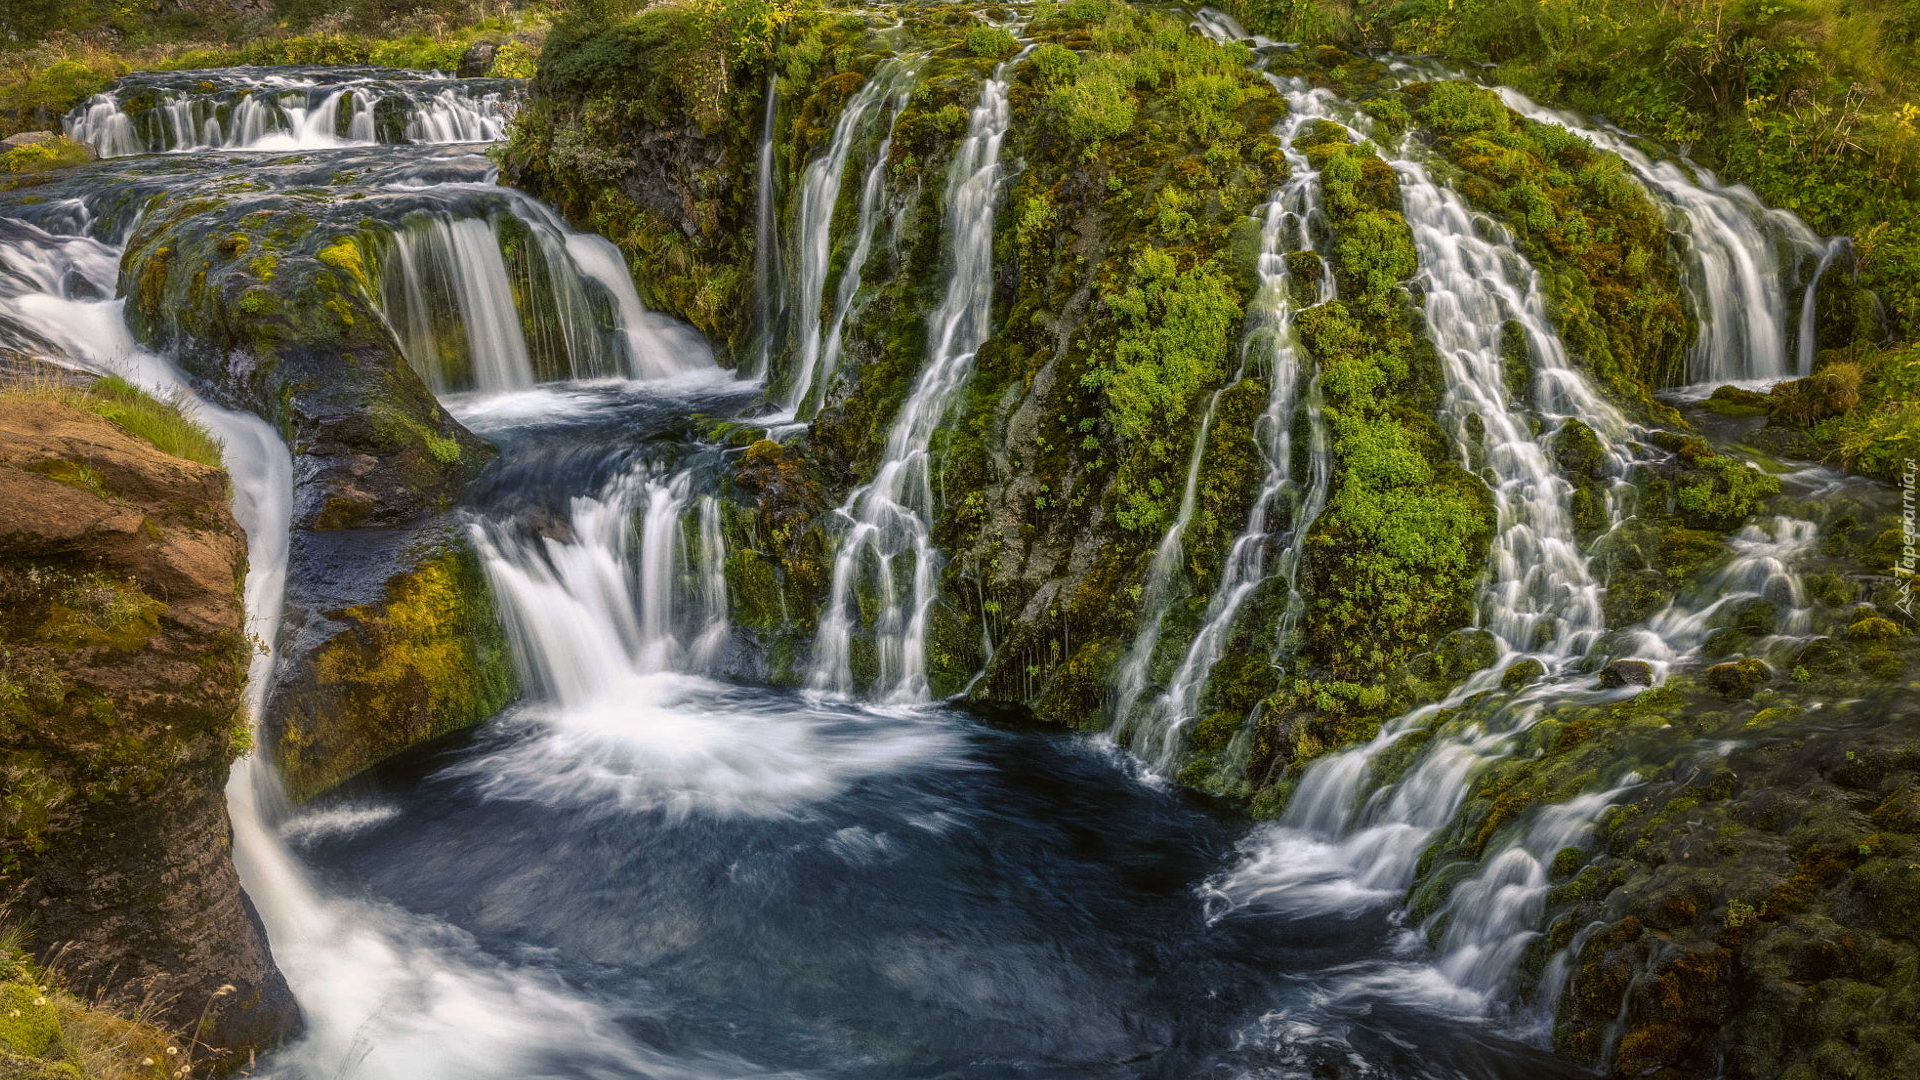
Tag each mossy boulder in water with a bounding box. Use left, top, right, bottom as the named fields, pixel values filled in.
left=1706, top=657, right=1772, bottom=699
left=267, top=530, right=516, bottom=802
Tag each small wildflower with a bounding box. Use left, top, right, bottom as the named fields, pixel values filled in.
left=32, top=996, right=44, bottom=1006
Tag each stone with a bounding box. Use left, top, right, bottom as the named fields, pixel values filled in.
left=1707, top=658, right=1773, bottom=699
left=0, top=399, right=298, bottom=1068
left=458, top=40, right=499, bottom=78
left=1598, top=659, right=1654, bottom=688
left=1501, top=658, right=1546, bottom=691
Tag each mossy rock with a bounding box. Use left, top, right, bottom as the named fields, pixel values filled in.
left=1501, top=658, right=1546, bottom=690
left=1705, top=657, right=1773, bottom=699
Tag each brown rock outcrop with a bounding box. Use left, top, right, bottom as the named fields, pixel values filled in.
left=0, top=398, right=297, bottom=1069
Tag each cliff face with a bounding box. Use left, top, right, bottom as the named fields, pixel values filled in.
left=506, top=4, right=1918, bottom=1075
left=0, top=396, right=297, bottom=1069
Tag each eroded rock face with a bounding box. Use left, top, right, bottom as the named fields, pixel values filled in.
left=0, top=400, right=298, bottom=1068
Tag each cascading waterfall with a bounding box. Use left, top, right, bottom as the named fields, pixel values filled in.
left=1626, top=515, right=1819, bottom=664
left=66, top=69, right=518, bottom=157
left=475, top=464, right=727, bottom=691
left=805, top=96, right=909, bottom=417
left=1117, top=77, right=1337, bottom=771
left=811, top=65, right=1014, bottom=701
left=781, top=61, right=917, bottom=416
left=1492, top=87, right=1840, bottom=386
left=378, top=193, right=706, bottom=394
left=1401, top=157, right=1626, bottom=660
left=1428, top=778, right=1639, bottom=1009
left=0, top=176, right=733, bottom=1080
left=1206, top=131, right=1646, bottom=1002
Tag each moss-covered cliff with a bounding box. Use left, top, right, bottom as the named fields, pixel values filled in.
left=0, top=382, right=297, bottom=1073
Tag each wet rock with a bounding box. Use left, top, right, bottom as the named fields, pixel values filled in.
left=266, top=524, right=516, bottom=802
left=1598, top=659, right=1654, bottom=688
left=1707, top=657, right=1773, bottom=699
left=1501, top=658, right=1546, bottom=691
left=0, top=399, right=297, bottom=1067
left=458, top=40, right=499, bottom=78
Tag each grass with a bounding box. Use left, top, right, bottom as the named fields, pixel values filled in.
left=0, top=373, right=223, bottom=468
left=0, top=931, right=194, bottom=1080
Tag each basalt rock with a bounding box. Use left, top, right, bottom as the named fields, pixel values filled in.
left=0, top=399, right=297, bottom=1069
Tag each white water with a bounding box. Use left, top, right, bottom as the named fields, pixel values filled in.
left=1116, top=78, right=1336, bottom=772
left=0, top=194, right=772, bottom=1080
left=1203, top=117, right=1656, bottom=1019
left=782, top=61, right=916, bottom=416
left=67, top=72, right=514, bottom=157
left=749, top=81, right=784, bottom=382
left=1492, top=88, right=1837, bottom=387
left=1621, top=514, right=1819, bottom=665
left=1429, top=779, right=1637, bottom=1013
left=1400, top=157, right=1626, bottom=661
left=378, top=192, right=708, bottom=393
left=811, top=65, right=1015, bottom=701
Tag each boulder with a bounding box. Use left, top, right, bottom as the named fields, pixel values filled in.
left=1501, top=658, right=1546, bottom=691
left=1706, top=657, right=1772, bottom=699
left=458, top=40, right=499, bottom=78
left=1598, top=659, right=1654, bottom=688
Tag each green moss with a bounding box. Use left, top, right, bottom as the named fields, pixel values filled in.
left=0, top=137, right=91, bottom=175
left=276, top=544, right=516, bottom=801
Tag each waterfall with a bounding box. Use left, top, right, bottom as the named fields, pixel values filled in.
left=1492, top=88, right=1832, bottom=387
left=474, top=465, right=727, bottom=693
left=65, top=71, right=517, bottom=157
left=781, top=61, right=917, bottom=416
left=1400, top=157, right=1625, bottom=661
left=377, top=195, right=707, bottom=394
left=1116, top=78, right=1337, bottom=771
left=1624, top=515, right=1819, bottom=665
left=811, top=65, right=1015, bottom=701
left=1106, top=393, right=1221, bottom=734
left=690, top=495, right=731, bottom=670
left=1428, top=778, right=1639, bottom=1009
left=1204, top=130, right=1644, bottom=990
left=749, top=82, right=785, bottom=382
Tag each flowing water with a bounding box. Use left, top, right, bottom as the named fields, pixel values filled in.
left=66, top=66, right=519, bottom=156
left=811, top=64, right=1014, bottom=701
left=780, top=59, right=917, bottom=417
left=0, top=36, right=1847, bottom=1079
left=1114, top=75, right=1336, bottom=772
left=1486, top=88, right=1840, bottom=387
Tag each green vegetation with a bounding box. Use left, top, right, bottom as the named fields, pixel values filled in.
left=1085, top=249, right=1243, bottom=533
left=0, top=375, right=222, bottom=468
left=1290, top=121, right=1491, bottom=688
left=1219, top=0, right=1920, bottom=343
left=0, top=929, right=190, bottom=1079
left=1759, top=341, right=1920, bottom=483
left=0, top=135, right=89, bottom=174
left=1402, top=79, right=1691, bottom=402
